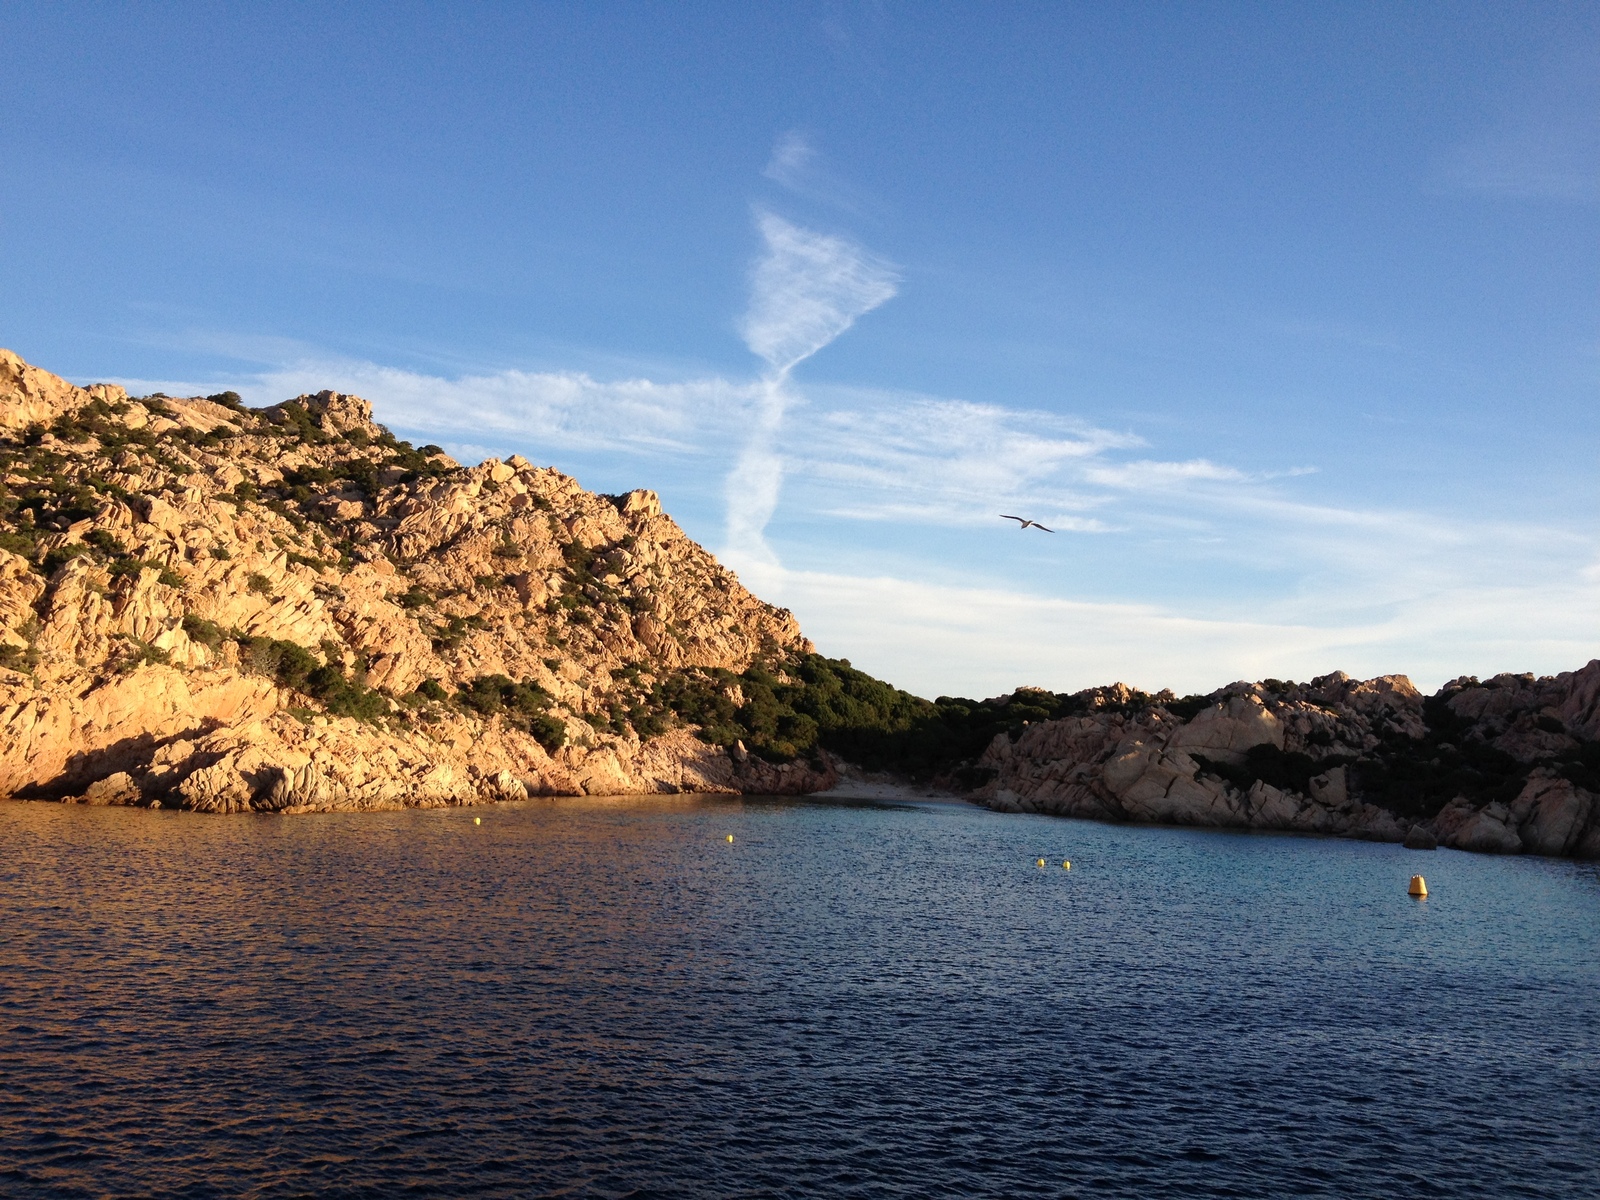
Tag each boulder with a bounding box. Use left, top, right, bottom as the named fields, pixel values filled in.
left=82, top=771, right=142, bottom=807
left=1508, top=771, right=1594, bottom=857
left=1446, top=802, right=1524, bottom=855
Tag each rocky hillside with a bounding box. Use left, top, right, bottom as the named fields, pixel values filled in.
left=2, top=348, right=1596, bottom=859
left=0, top=349, right=837, bottom=811
left=967, top=665, right=1600, bottom=857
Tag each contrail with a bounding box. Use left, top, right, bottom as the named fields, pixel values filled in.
left=724, top=210, right=897, bottom=583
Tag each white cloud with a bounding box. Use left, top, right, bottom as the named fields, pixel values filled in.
left=770, top=565, right=1600, bottom=700
left=723, top=211, right=901, bottom=579
left=760, top=129, right=878, bottom=213
left=1083, top=458, right=1248, bottom=488
left=106, top=348, right=1600, bottom=694
left=114, top=360, right=757, bottom=460
left=738, top=211, right=898, bottom=374
left=101, top=246, right=1600, bottom=704
left=763, top=131, right=817, bottom=192
left=783, top=394, right=1137, bottom=526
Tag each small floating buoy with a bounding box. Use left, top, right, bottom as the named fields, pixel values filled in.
left=473, top=816, right=481, bottom=825
left=1409, top=875, right=1428, bottom=898
left=1036, top=858, right=1046, bottom=867
left=1062, top=860, right=1071, bottom=870
left=726, top=834, right=735, bottom=843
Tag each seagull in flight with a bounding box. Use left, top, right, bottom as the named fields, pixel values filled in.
left=1000, top=514, right=1054, bottom=532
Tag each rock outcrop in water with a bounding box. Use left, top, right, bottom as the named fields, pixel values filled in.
left=968, top=665, right=1600, bottom=857
left=0, top=350, right=834, bottom=810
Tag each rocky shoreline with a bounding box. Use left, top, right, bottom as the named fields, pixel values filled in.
left=966, top=665, right=1600, bottom=859
left=2, top=347, right=1596, bottom=859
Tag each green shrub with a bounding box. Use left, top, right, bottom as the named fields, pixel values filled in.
left=432, top=614, right=487, bottom=650
left=181, top=614, right=225, bottom=649
left=230, top=633, right=389, bottom=721
left=272, top=401, right=327, bottom=444
left=107, top=558, right=183, bottom=587
left=528, top=713, right=567, bottom=752
left=115, top=636, right=170, bottom=671
left=246, top=572, right=273, bottom=596
left=454, top=675, right=560, bottom=748
left=41, top=543, right=92, bottom=576
left=85, top=529, right=125, bottom=556
left=0, top=528, right=40, bottom=560
left=308, top=664, right=389, bottom=720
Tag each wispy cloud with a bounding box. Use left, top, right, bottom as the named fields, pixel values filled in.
left=1082, top=458, right=1248, bottom=489
left=738, top=211, right=898, bottom=374
left=763, top=131, right=818, bottom=192
left=784, top=392, right=1137, bottom=527
left=114, top=360, right=755, bottom=457
left=725, top=211, right=899, bottom=583
left=761, top=130, right=879, bottom=213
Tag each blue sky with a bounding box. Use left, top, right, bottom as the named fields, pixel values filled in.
left=3, top=2, right=1596, bottom=698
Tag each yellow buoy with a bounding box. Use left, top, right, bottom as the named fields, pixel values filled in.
left=726, top=834, right=735, bottom=843
left=1036, top=858, right=1045, bottom=867
left=1062, top=860, right=1071, bottom=870
left=473, top=816, right=481, bottom=825
left=1409, top=874, right=1428, bottom=898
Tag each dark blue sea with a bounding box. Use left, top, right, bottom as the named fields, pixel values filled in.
left=2, top=795, right=1597, bottom=1198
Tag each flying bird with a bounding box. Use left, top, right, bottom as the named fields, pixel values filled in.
left=1000, top=514, right=1054, bottom=532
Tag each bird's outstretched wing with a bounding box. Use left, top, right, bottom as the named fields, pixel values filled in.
left=1000, top=514, right=1053, bottom=532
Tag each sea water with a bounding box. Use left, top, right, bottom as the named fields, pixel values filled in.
left=2, top=796, right=1596, bottom=1198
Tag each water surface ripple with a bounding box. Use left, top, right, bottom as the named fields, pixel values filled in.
left=2, top=797, right=1597, bottom=1198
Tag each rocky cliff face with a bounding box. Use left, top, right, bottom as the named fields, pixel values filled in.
left=969, top=664, right=1600, bottom=857
left=0, top=349, right=834, bottom=811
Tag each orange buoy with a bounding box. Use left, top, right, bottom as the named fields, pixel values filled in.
left=1409, top=875, right=1428, bottom=898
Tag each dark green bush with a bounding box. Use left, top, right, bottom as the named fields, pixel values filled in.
left=41, top=543, right=92, bottom=576
left=528, top=713, right=567, bottom=752
left=108, top=558, right=182, bottom=587
left=230, top=633, right=388, bottom=721
left=457, top=674, right=551, bottom=719
left=309, top=664, right=389, bottom=720
left=454, top=675, right=560, bottom=749
left=85, top=529, right=125, bottom=556
left=181, top=614, right=224, bottom=649
left=115, top=637, right=170, bottom=671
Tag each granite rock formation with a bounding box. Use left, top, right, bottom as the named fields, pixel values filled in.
left=0, top=349, right=833, bottom=811
left=969, top=664, right=1600, bottom=857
